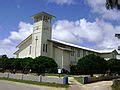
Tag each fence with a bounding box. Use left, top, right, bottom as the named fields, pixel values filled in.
left=0, top=73, right=64, bottom=84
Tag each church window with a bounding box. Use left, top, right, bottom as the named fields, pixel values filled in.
left=43, top=44, right=45, bottom=52
left=43, top=44, right=47, bottom=53
left=71, top=48, right=74, bottom=56
left=34, top=18, right=39, bottom=22
left=77, top=50, right=80, bottom=57
left=29, top=46, right=32, bottom=55
left=46, top=44, right=48, bottom=52
left=71, top=51, right=74, bottom=56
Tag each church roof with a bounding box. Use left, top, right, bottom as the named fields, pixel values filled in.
left=48, top=39, right=117, bottom=54
left=32, top=12, right=55, bottom=19
left=16, top=34, right=32, bottom=48
left=15, top=34, right=118, bottom=54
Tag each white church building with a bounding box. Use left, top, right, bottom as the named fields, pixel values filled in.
left=14, top=12, right=118, bottom=71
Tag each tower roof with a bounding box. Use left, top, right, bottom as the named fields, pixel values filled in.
left=32, top=12, right=55, bottom=19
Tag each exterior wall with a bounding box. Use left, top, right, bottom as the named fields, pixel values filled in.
left=32, top=21, right=43, bottom=58
left=31, top=20, right=52, bottom=58
left=63, top=50, right=70, bottom=71
left=53, top=47, right=63, bottom=69
left=18, top=38, right=32, bottom=58
left=41, top=21, right=52, bottom=56
left=51, top=42, right=118, bottom=71
left=52, top=43, right=99, bottom=71
left=47, top=41, right=53, bottom=58
left=100, top=52, right=117, bottom=60
left=70, top=48, right=76, bottom=65
left=16, top=36, right=118, bottom=72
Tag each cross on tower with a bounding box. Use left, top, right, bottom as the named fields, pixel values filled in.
left=35, top=36, right=38, bottom=57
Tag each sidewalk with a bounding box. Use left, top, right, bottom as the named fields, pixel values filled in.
left=69, top=77, right=113, bottom=90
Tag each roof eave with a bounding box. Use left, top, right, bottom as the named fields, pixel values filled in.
left=32, top=12, right=56, bottom=19
left=16, top=34, right=32, bottom=48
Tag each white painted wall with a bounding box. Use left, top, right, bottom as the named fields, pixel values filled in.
left=53, top=47, right=63, bottom=69
left=63, top=50, right=70, bottom=71
left=18, top=38, right=32, bottom=58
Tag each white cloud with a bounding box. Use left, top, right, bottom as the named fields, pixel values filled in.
left=9, top=22, right=33, bottom=41
left=2, top=39, right=12, bottom=45
left=52, top=19, right=120, bottom=50
left=0, top=22, right=33, bottom=57
left=16, top=5, right=21, bottom=9
left=86, top=0, right=120, bottom=20
left=0, top=46, right=16, bottom=58
left=1, top=19, right=120, bottom=57
left=52, top=19, right=102, bottom=43
left=48, top=0, right=74, bottom=5
left=3, top=21, right=33, bottom=43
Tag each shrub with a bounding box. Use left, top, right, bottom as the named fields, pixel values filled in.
left=70, top=65, right=78, bottom=75
left=77, top=54, right=108, bottom=76
left=112, top=79, right=120, bottom=90
left=20, top=57, right=33, bottom=74
left=32, top=56, right=58, bottom=75
left=107, top=59, right=120, bottom=75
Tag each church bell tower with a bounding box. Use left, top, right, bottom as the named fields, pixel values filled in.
left=31, top=12, right=55, bottom=58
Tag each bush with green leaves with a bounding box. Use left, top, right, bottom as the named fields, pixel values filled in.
left=70, top=65, right=78, bottom=75
left=0, top=55, right=8, bottom=72
left=107, top=59, right=120, bottom=75
left=0, top=55, right=58, bottom=75
left=20, top=57, right=33, bottom=73
left=32, top=56, right=58, bottom=75
left=77, top=54, right=108, bottom=76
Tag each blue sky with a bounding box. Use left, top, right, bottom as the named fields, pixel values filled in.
left=0, top=0, right=120, bottom=57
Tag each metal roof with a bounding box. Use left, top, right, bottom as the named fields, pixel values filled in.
left=49, top=39, right=117, bottom=54
left=16, top=34, right=32, bottom=48
left=32, top=12, right=55, bottom=19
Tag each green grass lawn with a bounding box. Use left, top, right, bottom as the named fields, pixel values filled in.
left=74, top=76, right=84, bottom=84
left=0, top=77, right=69, bottom=88
left=45, top=73, right=73, bottom=77
left=112, top=79, right=120, bottom=90
left=112, top=85, right=120, bottom=90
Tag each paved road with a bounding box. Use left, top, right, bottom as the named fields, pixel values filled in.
left=81, top=81, right=113, bottom=90
left=69, top=77, right=113, bottom=90
left=0, top=80, right=66, bottom=90
left=0, top=79, right=113, bottom=90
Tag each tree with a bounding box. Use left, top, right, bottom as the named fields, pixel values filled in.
left=106, top=0, right=120, bottom=10
left=70, top=65, right=78, bottom=75
left=20, top=57, right=33, bottom=73
left=32, top=56, right=58, bottom=75
left=1, top=56, right=11, bottom=71
left=77, top=54, right=108, bottom=76
left=10, top=58, right=23, bottom=73
left=107, top=59, right=120, bottom=75
left=0, top=55, right=58, bottom=75
left=0, top=56, right=7, bottom=72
